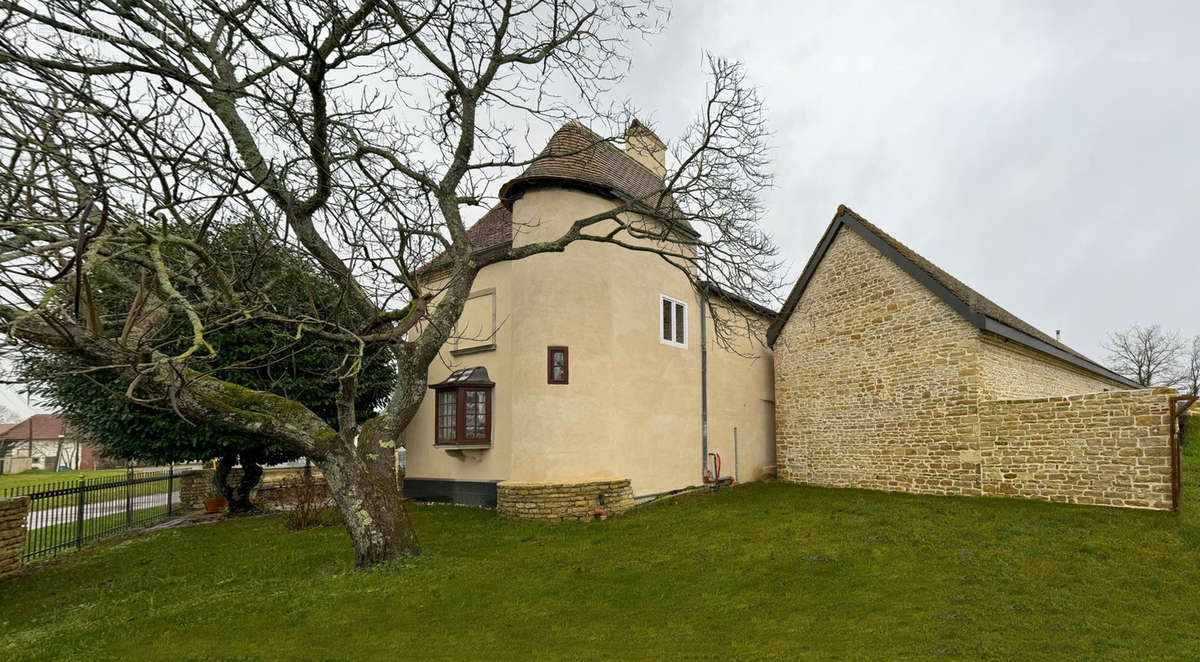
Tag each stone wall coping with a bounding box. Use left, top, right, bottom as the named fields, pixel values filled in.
left=498, top=479, right=630, bottom=489
left=0, top=496, right=30, bottom=507
left=982, top=388, right=1175, bottom=407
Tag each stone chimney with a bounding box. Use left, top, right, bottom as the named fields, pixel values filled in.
left=625, top=119, right=666, bottom=179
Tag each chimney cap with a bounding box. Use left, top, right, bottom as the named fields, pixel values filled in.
left=626, top=119, right=665, bottom=148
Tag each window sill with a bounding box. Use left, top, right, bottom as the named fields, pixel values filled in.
left=435, top=443, right=492, bottom=451
left=450, top=343, right=496, bottom=357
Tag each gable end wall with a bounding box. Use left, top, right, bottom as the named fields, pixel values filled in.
left=774, top=227, right=983, bottom=496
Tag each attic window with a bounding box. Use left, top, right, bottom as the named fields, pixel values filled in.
left=660, top=295, right=687, bottom=348
left=430, top=367, right=494, bottom=447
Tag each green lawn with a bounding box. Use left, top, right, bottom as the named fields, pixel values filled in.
left=0, top=468, right=130, bottom=491
left=0, top=468, right=175, bottom=513
left=22, top=503, right=172, bottom=560
left=2, top=427, right=1199, bottom=661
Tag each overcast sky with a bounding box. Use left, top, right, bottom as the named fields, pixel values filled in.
left=614, top=0, right=1199, bottom=365
left=8, top=1, right=1198, bottom=417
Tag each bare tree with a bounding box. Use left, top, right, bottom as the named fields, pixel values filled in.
left=0, top=1, right=780, bottom=566
left=1180, top=336, right=1200, bottom=397
left=1103, top=324, right=1184, bottom=388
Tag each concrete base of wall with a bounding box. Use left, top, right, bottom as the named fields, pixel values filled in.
left=0, top=496, right=29, bottom=582
left=404, top=478, right=499, bottom=507
left=496, top=478, right=635, bottom=522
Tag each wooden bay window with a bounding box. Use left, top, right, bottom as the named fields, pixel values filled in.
left=429, top=367, right=494, bottom=447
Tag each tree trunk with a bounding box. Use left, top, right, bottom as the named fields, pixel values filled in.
left=213, top=453, right=263, bottom=516
left=318, top=428, right=419, bottom=567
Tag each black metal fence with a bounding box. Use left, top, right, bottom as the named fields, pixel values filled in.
left=1, top=468, right=177, bottom=562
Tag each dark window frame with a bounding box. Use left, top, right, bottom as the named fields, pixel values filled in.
left=433, top=384, right=494, bottom=446
left=547, top=346, right=569, bottom=384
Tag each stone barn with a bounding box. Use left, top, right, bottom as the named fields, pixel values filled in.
left=769, top=206, right=1181, bottom=511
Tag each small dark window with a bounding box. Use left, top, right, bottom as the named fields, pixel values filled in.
left=430, top=367, right=494, bottom=446
left=548, top=346, right=569, bottom=384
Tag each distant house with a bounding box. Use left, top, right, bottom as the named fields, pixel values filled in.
left=0, top=414, right=103, bottom=474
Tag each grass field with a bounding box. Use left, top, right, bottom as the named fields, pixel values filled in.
left=22, top=503, right=172, bottom=560
left=0, top=468, right=130, bottom=491
left=1, top=425, right=1198, bottom=661
left=0, top=468, right=175, bottom=513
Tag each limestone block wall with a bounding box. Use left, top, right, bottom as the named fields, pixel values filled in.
left=496, top=478, right=634, bottom=522
left=979, top=336, right=1127, bottom=400
left=774, top=227, right=984, bottom=497
left=773, top=225, right=1173, bottom=511
left=0, top=496, right=28, bottom=581
left=177, top=470, right=208, bottom=510
left=979, top=388, right=1176, bottom=510
left=178, top=467, right=324, bottom=510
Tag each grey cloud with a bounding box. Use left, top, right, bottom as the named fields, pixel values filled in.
left=617, top=0, right=1200, bottom=363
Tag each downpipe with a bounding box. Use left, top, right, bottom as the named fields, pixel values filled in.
left=700, top=285, right=709, bottom=482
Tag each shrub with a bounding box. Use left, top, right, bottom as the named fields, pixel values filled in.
left=274, top=474, right=341, bottom=531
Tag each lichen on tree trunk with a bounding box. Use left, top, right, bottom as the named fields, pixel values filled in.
left=303, top=416, right=417, bottom=566
left=319, top=436, right=420, bottom=566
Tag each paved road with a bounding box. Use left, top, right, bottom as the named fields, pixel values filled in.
left=27, top=492, right=180, bottom=530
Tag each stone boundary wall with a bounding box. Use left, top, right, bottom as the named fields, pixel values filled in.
left=178, top=467, right=325, bottom=511
left=0, top=496, right=28, bottom=581
left=177, top=469, right=208, bottom=510
left=497, top=479, right=634, bottom=522
left=980, top=388, right=1176, bottom=510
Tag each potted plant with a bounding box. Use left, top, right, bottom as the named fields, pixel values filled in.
left=203, top=496, right=228, bottom=513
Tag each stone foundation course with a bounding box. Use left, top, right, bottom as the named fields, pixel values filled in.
left=497, top=479, right=634, bottom=522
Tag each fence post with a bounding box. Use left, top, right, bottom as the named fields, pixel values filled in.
left=74, top=476, right=85, bottom=549
left=167, top=466, right=174, bottom=515
left=125, top=468, right=133, bottom=527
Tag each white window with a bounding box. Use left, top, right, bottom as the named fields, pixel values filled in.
left=660, top=294, right=688, bottom=348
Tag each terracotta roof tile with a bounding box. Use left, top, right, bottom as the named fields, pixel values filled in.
left=421, top=120, right=695, bottom=274
left=0, top=414, right=70, bottom=440
left=422, top=204, right=513, bottom=271
left=499, top=121, right=693, bottom=232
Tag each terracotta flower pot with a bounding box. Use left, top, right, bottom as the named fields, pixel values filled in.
left=204, top=497, right=228, bottom=513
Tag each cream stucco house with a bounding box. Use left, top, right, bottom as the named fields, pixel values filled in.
left=402, top=124, right=1179, bottom=518
left=402, top=121, right=776, bottom=518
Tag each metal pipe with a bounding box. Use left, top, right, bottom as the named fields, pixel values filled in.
left=700, top=285, right=709, bottom=480
left=734, top=427, right=739, bottom=483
